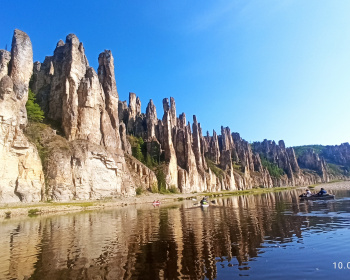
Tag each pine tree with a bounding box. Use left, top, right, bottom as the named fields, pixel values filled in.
left=26, top=89, right=44, bottom=122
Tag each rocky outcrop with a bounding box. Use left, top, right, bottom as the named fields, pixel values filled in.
left=124, top=154, right=158, bottom=191
left=0, top=30, right=44, bottom=203
left=47, top=140, right=127, bottom=200
left=322, top=143, right=350, bottom=166
left=162, top=107, right=178, bottom=188
left=0, top=50, right=11, bottom=79
left=146, top=99, right=157, bottom=139
left=252, top=140, right=295, bottom=184
left=31, top=33, right=157, bottom=201
left=297, top=149, right=329, bottom=182
left=205, top=130, right=220, bottom=164
left=229, top=133, right=273, bottom=189
left=119, top=122, right=132, bottom=155
left=252, top=139, right=331, bottom=186
left=175, top=113, right=206, bottom=193
left=2, top=29, right=349, bottom=204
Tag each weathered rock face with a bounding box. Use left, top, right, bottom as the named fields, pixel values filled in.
left=231, top=132, right=254, bottom=172
left=205, top=130, right=220, bottom=164
left=0, top=50, right=11, bottom=80
left=9, top=30, right=34, bottom=127
left=322, top=143, right=350, bottom=166
left=118, top=92, right=147, bottom=139
left=162, top=108, right=178, bottom=188
left=297, top=149, right=329, bottom=182
left=118, top=96, right=211, bottom=193
left=31, top=33, right=157, bottom=201
left=119, top=122, right=132, bottom=155
left=3, top=29, right=349, bottom=204
left=175, top=113, right=206, bottom=193
left=252, top=139, right=295, bottom=184
left=98, top=50, right=122, bottom=147
left=124, top=154, right=157, bottom=191
left=146, top=99, right=157, bottom=139
left=33, top=36, right=123, bottom=152
left=192, top=116, right=204, bottom=171
left=47, top=140, right=127, bottom=200
left=226, top=133, right=272, bottom=189
left=0, top=30, right=44, bottom=203
left=252, top=139, right=332, bottom=186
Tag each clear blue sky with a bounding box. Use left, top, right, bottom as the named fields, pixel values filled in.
left=1, top=0, right=349, bottom=146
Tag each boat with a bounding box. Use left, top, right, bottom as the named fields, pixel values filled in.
left=152, top=201, right=161, bottom=206
left=200, top=197, right=210, bottom=207
left=299, top=194, right=335, bottom=201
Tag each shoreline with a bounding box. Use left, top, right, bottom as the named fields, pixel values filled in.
left=1, top=181, right=349, bottom=220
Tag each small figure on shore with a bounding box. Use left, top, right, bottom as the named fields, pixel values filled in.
left=152, top=200, right=161, bottom=205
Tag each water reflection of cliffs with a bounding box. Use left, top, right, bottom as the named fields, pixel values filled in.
left=0, top=190, right=338, bottom=280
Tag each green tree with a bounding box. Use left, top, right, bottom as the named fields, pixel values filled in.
left=156, top=169, right=166, bottom=192
left=26, top=89, right=44, bottom=122
left=260, top=156, right=285, bottom=178
left=132, top=143, right=144, bottom=162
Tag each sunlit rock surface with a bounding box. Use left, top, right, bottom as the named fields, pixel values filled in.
left=1, top=29, right=349, bottom=203
left=0, top=30, right=44, bottom=203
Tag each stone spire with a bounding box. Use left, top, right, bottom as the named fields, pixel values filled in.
left=9, top=29, right=34, bottom=127
left=162, top=97, right=177, bottom=128
left=146, top=99, right=157, bottom=139
left=207, top=129, right=221, bottom=164
left=0, top=29, right=44, bottom=203
left=170, top=97, right=176, bottom=128
left=98, top=50, right=121, bottom=148
left=0, top=50, right=11, bottom=80
left=192, top=115, right=203, bottom=169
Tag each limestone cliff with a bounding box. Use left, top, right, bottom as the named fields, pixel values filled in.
left=252, top=140, right=332, bottom=186
left=1, top=29, right=349, bottom=204
left=117, top=88, right=347, bottom=192
left=31, top=34, right=156, bottom=200
left=0, top=30, right=44, bottom=203
left=294, top=143, right=350, bottom=181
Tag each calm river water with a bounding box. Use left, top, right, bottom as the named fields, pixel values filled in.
left=1, top=189, right=350, bottom=280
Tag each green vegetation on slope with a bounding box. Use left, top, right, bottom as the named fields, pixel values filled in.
left=156, top=168, right=167, bottom=193
left=293, top=145, right=349, bottom=176
left=327, top=163, right=349, bottom=177
left=24, top=122, right=49, bottom=170
left=293, top=145, right=325, bottom=158
left=128, top=135, right=161, bottom=169
left=24, top=121, right=71, bottom=199
left=260, top=156, right=284, bottom=178
left=206, top=158, right=225, bottom=179
left=26, top=89, right=45, bottom=122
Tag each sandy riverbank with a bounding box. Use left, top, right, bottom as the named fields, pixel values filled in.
left=1, top=181, right=349, bottom=219
left=316, top=180, right=350, bottom=190
left=0, top=192, right=198, bottom=220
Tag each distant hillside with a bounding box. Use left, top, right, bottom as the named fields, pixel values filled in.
left=293, top=144, right=350, bottom=177
left=293, top=145, right=325, bottom=158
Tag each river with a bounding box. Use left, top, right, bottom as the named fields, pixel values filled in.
left=1, top=188, right=350, bottom=279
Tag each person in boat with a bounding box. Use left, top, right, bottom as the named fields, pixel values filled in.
left=306, top=189, right=312, bottom=197
left=200, top=197, right=208, bottom=205
left=317, top=188, right=327, bottom=196
left=299, top=189, right=312, bottom=197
